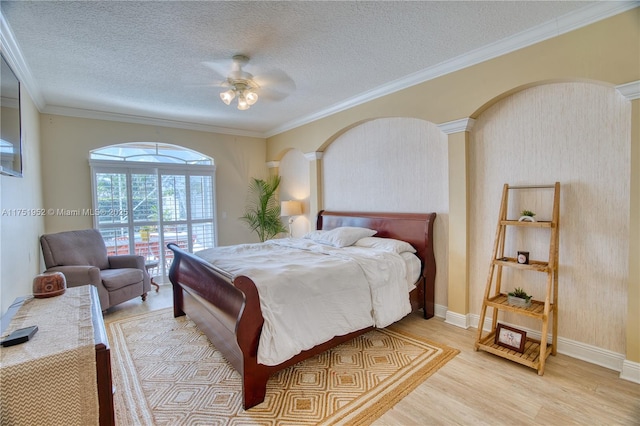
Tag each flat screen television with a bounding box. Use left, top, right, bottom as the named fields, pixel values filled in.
left=1, top=53, right=22, bottom=177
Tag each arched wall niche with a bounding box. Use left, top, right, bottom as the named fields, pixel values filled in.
left=320, top=116, right=450, bottom=308
left=467, top=80, right=630, bottom=354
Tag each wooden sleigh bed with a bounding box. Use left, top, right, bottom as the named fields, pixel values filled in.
left=168, top=210, right=436, bottom=409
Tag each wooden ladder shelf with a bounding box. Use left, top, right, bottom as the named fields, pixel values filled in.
left=474, top=182, right=560, bottom=375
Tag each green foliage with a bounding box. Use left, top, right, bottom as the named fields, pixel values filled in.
left=240, top=176, right=288, bottom=242
left=520, top=209, right=536, bottom=217
left=508, top=287, right=532, bottom=301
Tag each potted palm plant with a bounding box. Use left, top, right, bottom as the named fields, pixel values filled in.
left=240, top=176, right=288, bottom=242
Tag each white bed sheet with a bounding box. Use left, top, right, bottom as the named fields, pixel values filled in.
left=402, top=251, right=422, bottom=291
left=195, top=238, right=413, bottom=366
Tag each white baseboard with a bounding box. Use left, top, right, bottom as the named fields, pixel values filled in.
left=443, top=309, right=469, bottom=329
left=441, top=310, right=637, bottom=381
left=620, top=360, right=640, bottom=383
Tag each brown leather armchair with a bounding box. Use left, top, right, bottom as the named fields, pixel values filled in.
left=40, top=229, right=150, bottom=311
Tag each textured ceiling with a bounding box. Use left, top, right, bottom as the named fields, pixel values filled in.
left=0, top=1, right=626, bottom=137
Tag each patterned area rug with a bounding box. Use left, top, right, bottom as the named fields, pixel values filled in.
left=106, top=308, right=458, bottom=425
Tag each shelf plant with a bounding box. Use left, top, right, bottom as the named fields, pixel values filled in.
left=507, top=287, right=532, bottom=307
left=518, top=209, right=536, bottom=222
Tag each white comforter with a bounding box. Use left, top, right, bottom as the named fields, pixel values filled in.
left=195, top=238, right=412, bottom=366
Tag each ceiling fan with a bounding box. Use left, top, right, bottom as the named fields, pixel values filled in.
left=203, top=54, right=295, bottom=111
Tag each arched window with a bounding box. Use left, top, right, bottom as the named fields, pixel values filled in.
left=90, top=143, right=216, bottom=282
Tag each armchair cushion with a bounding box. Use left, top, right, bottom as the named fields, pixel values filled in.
left=100, top=268, right=144, bottom=291
left=40, top=229, right=109, bottom=270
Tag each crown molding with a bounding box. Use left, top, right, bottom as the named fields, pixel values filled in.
left=41, top=104, right=266, bottom=139
left=265, top=1, right=639, bottom=137
left=304, top=152, right=323, bottom=161
left=0, top=11, right=45, bottom=109
left=616, top=80, right=640, bottom=100
left=438, top=118, right=476, bottom=135
left=3, top=3, right=637, bottom=139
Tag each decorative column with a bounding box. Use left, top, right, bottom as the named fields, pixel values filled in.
left=438, top=118, right=475, bottom=329
left=266, top=161, right=279, bottom=177
left=305, top=152, right=324, bottom=222
left=617, top=80, right=640, bottom=381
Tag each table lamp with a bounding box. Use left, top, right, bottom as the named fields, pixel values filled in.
left=280, top=200, right=302, bottom=237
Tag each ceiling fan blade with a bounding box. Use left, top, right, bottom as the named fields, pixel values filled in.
left=183, top=69, right=227, bottom=89
left=253, top=69, right=296, bottom=101
left=201, top=60, right=233, bottom=82
left=201, top=56, right=295, bottom=101
left=256, top=88, right=290, bottom=102
left=185, top=81, right=227, bottom=90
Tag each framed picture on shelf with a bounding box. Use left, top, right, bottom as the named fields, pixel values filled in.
left=495, top=323, right=527, bottom=353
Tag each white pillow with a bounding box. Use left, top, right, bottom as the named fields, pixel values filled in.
left=354, top=237, right=416, bottom=254
left=304, top=227, right=377, bottom=248
left=302, top=230, right=327, bottom=241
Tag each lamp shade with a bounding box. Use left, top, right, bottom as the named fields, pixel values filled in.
left=281, top=200, right=302, bottom=217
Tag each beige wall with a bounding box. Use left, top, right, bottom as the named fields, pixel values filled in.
left=0, top=90, right=44, bottom=314
left=266, top=9, right=640, bottom=366
left=39, top=114, right=268, bottom=246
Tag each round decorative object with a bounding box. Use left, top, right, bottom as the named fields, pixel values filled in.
left=33, top=272, right=67, bottom=298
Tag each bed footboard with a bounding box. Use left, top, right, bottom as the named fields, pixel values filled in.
left=168, top=243, right=267, bottom=407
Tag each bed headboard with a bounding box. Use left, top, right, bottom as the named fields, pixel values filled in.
left=317, top=210, right=437, bottom=318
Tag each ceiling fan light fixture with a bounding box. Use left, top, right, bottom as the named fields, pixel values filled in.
left=220, top=89, right=235, bottom=105
left=221, top=84, right=258, bottom=110
left=236, top=94, right=249, bottom=110
left=216, top=55, right=262, bottom=111
left=245, top=90, right=258, bottom=106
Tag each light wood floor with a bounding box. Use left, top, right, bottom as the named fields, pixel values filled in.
left=105, top=285, right=640, bottom=425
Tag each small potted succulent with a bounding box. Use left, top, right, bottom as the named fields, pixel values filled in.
left=507, top=287, right=532, bottom=308
left=518, top=209, right=536, bottom=222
